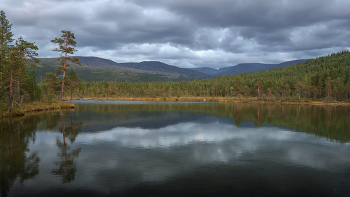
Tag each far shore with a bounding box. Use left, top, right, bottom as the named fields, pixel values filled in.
left=2, top=96, right=349, bottom=118
left=67, top=96, right=350, bottom=106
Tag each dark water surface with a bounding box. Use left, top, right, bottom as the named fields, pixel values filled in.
left=1, top=101, right=350, bottom=196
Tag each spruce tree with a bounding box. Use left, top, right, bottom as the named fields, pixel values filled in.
left=0, top=10, right=14, bottom=104
left=15, top=36, right=39, bottom=104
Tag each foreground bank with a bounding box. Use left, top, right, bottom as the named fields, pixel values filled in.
left=0, top=102, right=75, bottom=118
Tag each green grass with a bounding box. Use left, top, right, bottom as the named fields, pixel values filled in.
left=1, top=102, right=75, bottom=117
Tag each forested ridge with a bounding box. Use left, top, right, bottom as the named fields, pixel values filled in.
left=68, top=51, right=350, bottom=102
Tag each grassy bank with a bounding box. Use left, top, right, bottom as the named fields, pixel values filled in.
left=1, top=102, right=75, bottom=118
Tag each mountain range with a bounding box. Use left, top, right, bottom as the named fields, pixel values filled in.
left=34, top=56, right=308, bottom=82
left=189, top=59, right=308, bottom=76
left=77, top=57, right=209, bottom=79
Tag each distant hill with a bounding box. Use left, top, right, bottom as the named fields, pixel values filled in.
left=76, top=56, right=123, bottom=69
left=190, top=59, right=308, bottom=77
left=77, top=56, right=210, bottom=79
left=35, top=58, right=187, bottom=83
left=77, top=57, right=308, bottom=79
left=118, top=61, right=210, bottom=79
left=188, top=67, right=220, bottom=75
left=35, top=56, right=309, bottom=82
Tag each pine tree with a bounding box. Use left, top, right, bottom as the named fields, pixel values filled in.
left=51, top=30, right=80, bottom=104
left=4, top=46, right=20, bottom=112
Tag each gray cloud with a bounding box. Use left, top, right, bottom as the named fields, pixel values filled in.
left=2, top=0, right=350, bottom=68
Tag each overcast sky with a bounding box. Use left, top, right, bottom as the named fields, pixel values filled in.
left=2, top=0, right=350, bottom=68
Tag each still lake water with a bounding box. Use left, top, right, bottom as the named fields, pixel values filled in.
left=1, top=101, right=350, bottom=196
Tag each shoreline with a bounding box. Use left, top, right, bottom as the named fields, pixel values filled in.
left=1, top=102, right=75, bottom=118
left=2, top=97, right=349, bottom=118
left=70, top=96, right=350, bottom=106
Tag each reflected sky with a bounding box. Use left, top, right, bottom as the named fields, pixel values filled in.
left=4, top=102, right=350, bottom=196
left=11, top=117, right=350, bottom=196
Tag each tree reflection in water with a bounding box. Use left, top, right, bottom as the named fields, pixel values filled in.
left=0, top=109, right=82, bottom=195
left=0, top=118, right=40, bottom=197
left=51, top=110, right=82, bottom=183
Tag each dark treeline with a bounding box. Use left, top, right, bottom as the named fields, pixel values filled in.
left=66, top=51, right=350, bottom=102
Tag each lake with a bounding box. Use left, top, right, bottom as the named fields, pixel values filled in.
left=1, top=101, right=350, bottom=196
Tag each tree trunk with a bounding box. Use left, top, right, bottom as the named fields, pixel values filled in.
left=60, top=35, right=68, bottom=104
left=0, top=40, right=4, bottom=86
left=60, top=79, right=64, bottom=104
left=17, top=51, right=24, bottom=105
left=7, top=65, right=13, bottom=113
left=318, top=88, right=321, bottom=98
left=328, top=89, right=330, bottom=101
left=7, top=93, right=12, bottom=113
left=17, top=79, right=21, bottom=105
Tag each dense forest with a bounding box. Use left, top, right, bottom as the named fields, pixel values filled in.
left=62, top=51, right=350, bottom=102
